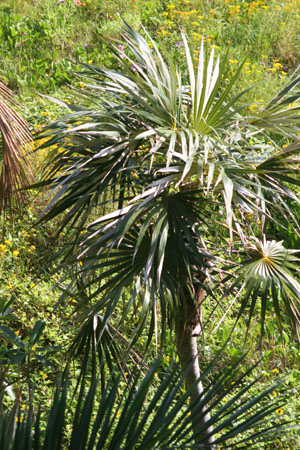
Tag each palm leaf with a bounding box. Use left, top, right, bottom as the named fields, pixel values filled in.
left=0, top=357, right=292, bottom=449
left=229, top=237, right=300, bottom=340
left=250, top=72, right=300, bottom=136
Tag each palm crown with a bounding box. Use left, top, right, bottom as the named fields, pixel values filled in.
left=38, top=23, right=300, bottom=336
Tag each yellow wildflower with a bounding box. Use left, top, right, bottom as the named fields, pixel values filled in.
left=249, top=104, right=258, bottom=112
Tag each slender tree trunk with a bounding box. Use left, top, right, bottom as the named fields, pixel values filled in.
left=175, top=285, right=216, bottom=448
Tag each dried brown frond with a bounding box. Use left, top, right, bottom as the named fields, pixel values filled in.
left=0, top=79, right=33, bottom=216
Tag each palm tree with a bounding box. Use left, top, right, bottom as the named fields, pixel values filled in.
left=36, top=24, right=300, bottom=446
left=0, top=79, right=33, bottom=216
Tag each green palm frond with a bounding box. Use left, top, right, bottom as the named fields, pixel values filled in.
left=250, top=72, right=300, bottom=135
left=0, top=357, right=292, bottom=449
left=68, top=308, right=147, bottom=391
left=59, top=189, right=215, bottom=348
left=231, top=237, right=300, bottom=339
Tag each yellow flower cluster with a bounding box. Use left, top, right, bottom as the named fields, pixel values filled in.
left=0, top=243, right=8, bottom=255
left=166, top=6, right=199, bottom=20
left=229, top=5, right=241, bottom=17
left=160, top=26, right=171, bottom=36
left=247, top=1, right=262, bottom=14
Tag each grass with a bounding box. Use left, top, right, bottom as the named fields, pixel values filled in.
left=0, top=0, right=298, bottom=131
left=0, top=0, right=299, bottom=97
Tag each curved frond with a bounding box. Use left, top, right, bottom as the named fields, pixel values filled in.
left=232, top=237, right=300, bottom=339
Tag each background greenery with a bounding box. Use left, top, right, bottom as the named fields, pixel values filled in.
left=0, top=0, right=300, bottom=448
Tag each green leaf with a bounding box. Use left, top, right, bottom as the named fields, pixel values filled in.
left=29, top=321, right=46, bottom=348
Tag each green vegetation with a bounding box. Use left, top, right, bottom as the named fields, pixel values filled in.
left=1, top=0, right=300, bottom=448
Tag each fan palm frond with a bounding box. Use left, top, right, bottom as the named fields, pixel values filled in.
left=230, top=237, right=300, bottom=340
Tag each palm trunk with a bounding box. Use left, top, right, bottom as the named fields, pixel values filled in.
left=175, top=286, right=216, bottom=448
